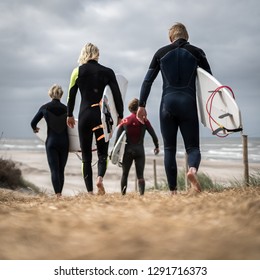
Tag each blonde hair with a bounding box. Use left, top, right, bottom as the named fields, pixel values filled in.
left=169, top=22, right=189, bottom=42
left=78, top=43, right=99, bottom=65
left=48, top=84, right=63, bottom=100
left=128, top=98, right=139, bottom=113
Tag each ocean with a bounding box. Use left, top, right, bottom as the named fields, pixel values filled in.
left=1, top=136, right=260, bottom=164
left=148, top=136, right=260, bottom=163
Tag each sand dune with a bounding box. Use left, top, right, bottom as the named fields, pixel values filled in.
left=0, top=149, right=260, bottom=260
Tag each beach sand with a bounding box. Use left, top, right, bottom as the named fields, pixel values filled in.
left=0, top=187, right=260, bottom=260
left=0, top=149, right=260, bottom=260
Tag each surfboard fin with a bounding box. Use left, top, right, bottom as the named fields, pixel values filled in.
left=212, top=127, right=225, bottom=135
left=226, top=127, right=243, bottom=133
left=212, top=126, right=243, bottom=135
left=218, top=113, right=232, bottom=119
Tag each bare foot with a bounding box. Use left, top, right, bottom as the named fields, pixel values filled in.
left=96, top=176, right=105, bottom=195
left=170, top=190, right=177, bottom=195
left=187, top=168, right=201, bottom=192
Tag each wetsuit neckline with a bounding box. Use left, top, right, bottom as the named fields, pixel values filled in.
left=172, top=38, right=189, bottom=47
left=87, top=60, right=98, bottom=64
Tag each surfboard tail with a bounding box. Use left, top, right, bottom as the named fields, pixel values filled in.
left=196, top=67, right=243, bottom=137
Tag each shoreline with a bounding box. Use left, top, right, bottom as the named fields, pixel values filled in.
left=1, top=149, right=259, bottom=196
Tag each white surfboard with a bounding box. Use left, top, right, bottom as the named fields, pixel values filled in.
left=101, top=74, right=128, bottom=142
left=35, top=118, right=96, bottom=152
left=196, top=67, right=243, bottom=136
left=110, top=130, right=127, bottom=166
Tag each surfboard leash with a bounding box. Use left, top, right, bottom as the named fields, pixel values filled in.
left=74, top=151, right=98, bottom=167
left=206, top=85, right=242, bottom=137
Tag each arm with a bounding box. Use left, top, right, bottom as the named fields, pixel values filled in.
left=31, top=107, right=44, bottom=133
left=67, top=67, right=79, bottom=128
left=114, top=122, right=124, bottom=145
left=137, top=53, right=160, bottom=123
left=108, top=70, right=124, bottom=123
left=145, top=119, right=159, bottom=155
left=110, top=123, right=124, bottom=159
left=198, top=49, right=212, bottom=75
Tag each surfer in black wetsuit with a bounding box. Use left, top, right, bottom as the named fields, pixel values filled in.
left=115, top=98, right=159, bottom=195
left=31, top=85, right=69, bottom=198
left=137, top=23, right=212, bottom=194
left=67, top=43, right=124, bottom=195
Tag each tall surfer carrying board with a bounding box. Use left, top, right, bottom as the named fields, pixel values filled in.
left=137, top=22, right=212, bottom=194
left=67, top=43, right=124, bottom=195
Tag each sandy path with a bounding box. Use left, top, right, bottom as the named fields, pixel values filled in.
left=0, top=187, right=260, bottom=260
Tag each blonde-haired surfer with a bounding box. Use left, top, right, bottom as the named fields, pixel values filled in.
left=67, top=43, right=124, bottom=195
left=137, top=22, right=212, bottom=194
left=31, top=84, right=69, bottom=198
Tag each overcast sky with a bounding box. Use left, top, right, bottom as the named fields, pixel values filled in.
left=0, top=0, right=259, bottom=140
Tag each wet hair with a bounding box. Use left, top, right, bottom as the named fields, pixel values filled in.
left=48, top=84, right=63, bottom=100
left=78, top=43, right=99, bottom=65
left=128, top=98, right=139, bottom=113
left=169, top=22, right=189, bottom=42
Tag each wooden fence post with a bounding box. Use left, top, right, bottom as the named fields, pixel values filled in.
left=242, top=134, right=249, bottom=185
left=185, top=153, right=189, bottom=191
left=153, top=159, right=158, bottom=189
left=135, top=173, right=138, bottom=192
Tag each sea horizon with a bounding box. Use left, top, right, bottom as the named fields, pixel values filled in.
left=1, top=136, right=260, bottom=164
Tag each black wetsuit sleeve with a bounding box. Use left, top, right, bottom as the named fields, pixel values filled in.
left=114, top=123, right=124, bottom=144
left=67, top=67, right=79, bottom=117
left=197, top=49, right=212, bottom=75
left=139, top=53, right=160, bottom=107
left=108, top=70, right=124, bottom=119
left=31, top=106, right=44, bottom=130
left=145, top=120, right=159, bottom=148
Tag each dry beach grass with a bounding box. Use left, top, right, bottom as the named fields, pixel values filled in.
left=1, top=187, right=260, bottom=260
left=0, top=150, right=260, bottom=260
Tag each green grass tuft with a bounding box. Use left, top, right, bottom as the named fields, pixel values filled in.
left=151, top=169, right=226, bottom=192
left=151, top=168, right=260, bottom=192
left=0, top=157, right=40, bottom=193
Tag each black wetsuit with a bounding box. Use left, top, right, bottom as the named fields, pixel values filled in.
left=139, top=39, right=211, bottom=191
left=31, top=99, right=69, bottom=194
left=115, top=113, right=159, bottom=195
left=67, top=60, right=124, bottom=192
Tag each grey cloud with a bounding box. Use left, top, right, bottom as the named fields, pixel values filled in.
left=0, top=0, right=259, bottom=138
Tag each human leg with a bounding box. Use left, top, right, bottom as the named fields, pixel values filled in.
left=134, top=146, right=145, bottom=195
left=121, top=147, right=133, bottom=195
left=95, top=129, right=109, bottom=195
left=57, top=145, right=69, bottom=195
left=78, top=119, right=94, bottom=193
left=179, top=108, right=201, bottom=192
left=46, top=144, right=62, bottom=195
left=160, top=102, right=179, bottom=191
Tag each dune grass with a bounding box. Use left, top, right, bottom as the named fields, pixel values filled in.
left=151, top=169, right=224, bottom=192
left=229, top=170, right=260, bottom=188
left=0, top=157, right=40, bottom=193
left=151, top=168, right=260, bottom=192
left=0, top=156, right=259, bottom=195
